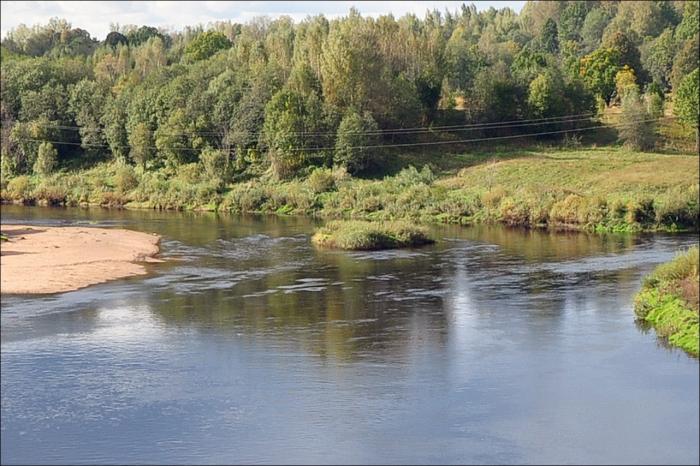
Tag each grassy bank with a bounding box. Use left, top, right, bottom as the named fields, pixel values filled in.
left=2, top=146, right=698, bottom=233
left=312, top=220, right=434, bottom=250
left=634, top=247, right=699, bottom=357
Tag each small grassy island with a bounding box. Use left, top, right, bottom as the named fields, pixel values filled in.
left=311, top=220, right=434, bottom=250
left=634, top=246, right=699, bottom=357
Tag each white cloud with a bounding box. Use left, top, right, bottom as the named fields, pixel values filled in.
left=0, top=1, right=525, bottom=40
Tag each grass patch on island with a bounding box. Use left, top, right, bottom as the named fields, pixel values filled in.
left=635, top=246, right=699, bottom=357
left=312, top=220, right=434, bottom=250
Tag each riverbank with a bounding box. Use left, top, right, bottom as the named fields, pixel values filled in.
left=0, top=224, right=161, bottom=294
left=634, top=247, right=699, bottom=357
left=1, top=146, right=698, bottom=233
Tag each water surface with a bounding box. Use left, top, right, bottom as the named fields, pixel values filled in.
left=1, top=205, right=698, bottom=464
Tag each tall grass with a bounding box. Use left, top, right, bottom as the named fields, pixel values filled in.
left=635, top=246, right=699, bottom=357
left=312, top=220, right=434, bottom=250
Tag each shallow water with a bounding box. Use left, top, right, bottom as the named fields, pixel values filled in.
left=1, top=205, right=698, bottom=465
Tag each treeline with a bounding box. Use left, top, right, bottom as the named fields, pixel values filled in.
left=1, top=1, right=698, bottom=182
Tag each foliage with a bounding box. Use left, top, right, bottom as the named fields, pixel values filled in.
left=262, top=88, right=325, bottom=179
left=579, top=47, right=621, bottom=104
left=618, top=89, right=655, bottom=151
left=615, top=65, right=638, bottom=101
left=0, top=4, right=697, bottom=192
left=184, top=31, right=231, bottom=62
left=33, top=141, right=57, bottom=175
left=539, top=18, right=559, bottom=53
left=128, top=122, right=154, bottom=168
left=199, top=146, right=230, bottom=185
left=634, top=246, right=699, bottom=357
left=312, top=220, right=434, bottom=250
left=333, top=111, right=378, bottom=174
left=674, top=68, right=699, bottom=130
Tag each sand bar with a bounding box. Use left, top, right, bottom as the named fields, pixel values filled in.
left=1, top=224, right=161, bottom=295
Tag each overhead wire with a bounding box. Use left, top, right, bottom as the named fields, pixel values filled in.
left=12, top=116, right=674, bottom=154
left=22, top=111, right=601, bottom=138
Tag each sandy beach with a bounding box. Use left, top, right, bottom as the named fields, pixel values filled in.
left=0, top=224, right=161, bottom=294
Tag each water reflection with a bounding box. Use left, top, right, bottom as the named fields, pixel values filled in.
left=1, top=205, right=698, bottom=464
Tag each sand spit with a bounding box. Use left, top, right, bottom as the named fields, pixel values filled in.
left=1, top=224, right=161, bottom=295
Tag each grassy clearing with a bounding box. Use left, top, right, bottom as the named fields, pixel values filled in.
left=1, top=146, right=698, bottom=233
left=635, top=247, right=699, bottom=357
left=312, top=220, right=434, bottom=250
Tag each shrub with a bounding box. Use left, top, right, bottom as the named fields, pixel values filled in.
left=334, top=111, right=379, bottom=174
left=33, top=142, right=58, bottom=176
left=114, top=163, right=138, bottom=193
left=306, top=167, right=336, bottom=194
left=619, top=90, right=656, bottom=151
left=200, top=147, right=230, bottom=185
left=389, top=165, right=435, bottom=189
left=32, top=180, right=68, bottom=205
left=644, top=92, right=664, bottom=119
left=6, top=175, right=33, bottom=200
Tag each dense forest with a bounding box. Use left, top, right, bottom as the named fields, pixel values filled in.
left=0, top=0, right=698, bottom=183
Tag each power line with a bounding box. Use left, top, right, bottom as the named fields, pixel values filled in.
left=20, top=111, right=600, bottom=138
left=13, top=117, right=671, bottom=154
left=287, top=117, right=674, bottom=152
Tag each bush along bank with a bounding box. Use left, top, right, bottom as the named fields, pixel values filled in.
left=634, top=247, right=699, bottom=357
left=1, top=148, right=698, bottom=234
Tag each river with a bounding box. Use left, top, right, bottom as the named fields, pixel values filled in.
left=1, top=205, right=698, bottom=464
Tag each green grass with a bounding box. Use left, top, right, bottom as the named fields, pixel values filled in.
left=634, top=247, right=699, bottom=357
left=311, top=220, right=434, bottom=250
left=1, top=146, right=698, bottom=233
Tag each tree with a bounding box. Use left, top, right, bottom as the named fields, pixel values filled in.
left=511, top=47, right=548, bottom=84
left=69, top=79, right=108, bottom=157
left=262, top=89, right=325, bottom=179
left=670, top=37, right=699, bottom=92
left=128, top=122, right=154, bottom=169
left=619, top=89, right=655, bottom=151
left=126, top=26, right=165, bottom=47
left=558, top=2, right=588, bottom=43
left=320, top=10, right=382, bottom=112
left=102, top=93, right=130, bottom=161
left=104, top=31, right=127, bottom=48
left=644, top=90, right=664, bottom=119
left=674, top=68, right=699, bottom=151
left=579, top=47, right=622, bottom=104
left=527, top=71, right=564, bottom=118
left=133, top=36, right=166, bottom=77
left=602, top=32, right=646, bottom=84
left=641, top=28, right=676, bottom=91
left=539, top=18, right=559, bottom=53
left=615, top=66, right=638, bottom=101
left=334, top=110, right=378, bottom=174
left=200, top=146, right=230, bottom=186
left=445, top=27, right=486, bottom=92
left=33, top=141, right=57, bottom=175
left=581, top=8, right=611, bottom=52
left=184, top=31, right=231, bottom=62
left=468, top=62, right=526, bottom=123
left=675, top=0, right=699, bottom=41
left=155, top=109, right=192, bottom=167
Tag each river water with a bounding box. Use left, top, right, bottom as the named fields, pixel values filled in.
left=1, top=205, right=698, bottom=465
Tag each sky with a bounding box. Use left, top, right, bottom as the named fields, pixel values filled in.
left=0, top=1, right=526, bottom=39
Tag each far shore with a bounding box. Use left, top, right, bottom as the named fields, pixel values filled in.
left=0, top=224, right=161, bottom=295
